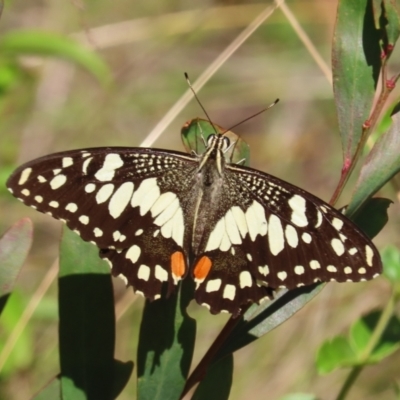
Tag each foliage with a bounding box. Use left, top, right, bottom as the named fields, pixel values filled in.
left=1, top=1, right=400, bottom=400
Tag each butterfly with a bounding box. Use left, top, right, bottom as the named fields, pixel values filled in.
left=6, top=118, right=382, bottom=316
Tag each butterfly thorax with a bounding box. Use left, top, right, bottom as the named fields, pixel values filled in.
left=188, top=134, right=229, bottom=257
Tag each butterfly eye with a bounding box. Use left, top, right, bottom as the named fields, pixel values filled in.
left=222, top=136, right=230, bottom=151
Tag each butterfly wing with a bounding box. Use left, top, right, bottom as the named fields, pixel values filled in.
left=7, top=147, right=198, bottom=300
left=192, top=163, right=382, bottom=315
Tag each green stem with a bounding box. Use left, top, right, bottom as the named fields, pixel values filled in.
left=335, top=366, right=363, bottom=400
left=334, top=291, right=396, bottom=400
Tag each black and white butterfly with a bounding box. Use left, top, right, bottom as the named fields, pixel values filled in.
left=7, top=126, right=382, bottom=315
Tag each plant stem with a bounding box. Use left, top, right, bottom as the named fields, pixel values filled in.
left=334, top=291, right=395, bottom=400
left=335, top=366, right=363, bottom=400
left=179, top=306, right=249, bottom=398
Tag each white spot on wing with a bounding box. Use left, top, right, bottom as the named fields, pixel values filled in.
left=245, top=200, right=267, bottom=241
left=332, top=218, right=344, bottom=231
left=34, top=195, right=43, bottom=203
left=18, top=168, right=32, bottom=185
left=155, top=265, right=168, bottom=282
left=223, top=284, right=236, bottom=300
left=327, top=265, right=337, bottom=272
left=79, top=215, right=89, bottom=225
left=258, top=265, right=269, bottom=276
left=109, top=182, right=134, bottom=218
left=310, top=260, right=321, bottom=270
left=239, top=271, right=252, bottom=288
left=268, top=214, right=284, bottom=256
left=288, top=195, right=308, bottom=227
left=331, top=238, right=345, bottom=256
left=82, top=157, right=92, bottom=174
left=344, top=266, right=352, bottom=274
left=206, top=218, right=225, bottom=252
left=301, top=232, right=312, bottom=243
left=231, top=206, right=248, bottom=238
left=315, top=210, right=323, bottom=228
left=85, top=183, right=96, bottom=193
left=138, top=264, right=150, bottom=281
left=62, top=157, right=73, bottom=168
left=93, top=227, right=103, bottom=237
left=50, top=174, right=67, bottom=190
left=96, top=183, right=114, bottom=204
left=65, top=203, right=78, bottom=213
left=294, top=265, right=305, bottom=275
left=126, top=245, right=141, bottom=263
left=154, top=197, right=180, bottom=226
left=95, top=153, right=123, bottom=181
left=365, top=245, right=374, bottom=266
left=285, top=225, right=298, bottom=248
left=49, top=201, right=59, bottom=208
left=131, top=178, right=160, bottom=215
left=21, top=189, right=30, bottom=196
left=206, top=279, right=222, bottom=292
left=277, top=271, right=287, bottom=281
left=224, top=209, right=242, bottom=245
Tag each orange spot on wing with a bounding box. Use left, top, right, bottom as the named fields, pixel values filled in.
left=171, top=251, right=186, bottom=279
left=193, top=256, right=212, bottom=281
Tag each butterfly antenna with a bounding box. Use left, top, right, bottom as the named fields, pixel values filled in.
left=185, top=72, right=218, bottom=134
left=223, top=99, right=280, bottom=134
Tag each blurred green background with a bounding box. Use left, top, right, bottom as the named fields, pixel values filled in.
left=0, top=1, right=398, bottom=399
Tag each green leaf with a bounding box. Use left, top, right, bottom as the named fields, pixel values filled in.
left=0, top=290, right=34, bottom=375
left=0, top=218, right=32, bottom=315
left=332, top=0, right=381, bottom=163
left=351, top=311, right=400, bottom=363
left=0, top=30, right=112, bottom=86
left=316, top=336, right=356, bottom=374
left=215, top=284, right=324, bottom=360
left=381, top=245, right=400, bottom=283
left=347, top=111, right=400, bottom=216
left=349, top=197, right=391, bottom=238
left=137, top=278, right=196, bottom=400
left=383, top=0, right=400, bottom=45
left=191, top=354, right=233, bottom=400
left=59, top=226, right=130, bottom=400
left=181, top=118, right=250, bottom=166
left=32, top=377, right=61, bottom=400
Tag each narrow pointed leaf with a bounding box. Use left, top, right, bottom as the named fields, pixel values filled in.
left=384, top=0, right=400, bottom=45
left=347, top=111, right=400, bottom=216
left=0, top=218, right=32, bottom=315
left=332, top=0, right=381, bottom=162
left=137, top=279, right=196, bottom=400
left=0, top=31, right=112, bottom=86
left=214, top=284, right=323, bottom=361
left=59, top=226, right=120, bottom=400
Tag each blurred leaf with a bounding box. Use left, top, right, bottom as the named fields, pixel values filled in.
left=350, top=197, right=391, bottom=237
left=381, top=245, right=400, bottom=283
left=316, top=336, right=356, bottom=374
left=112, top=360, right=135, bottom=400
left=215, top=284, right=323, bottom=361
left=279, top=394, right=318, bottom=400
left=332, top=0, right=381, bottom=163
left=0, top=218, right=32, bottom=314
left=191, top=354, right=233, bottom=400
left=181, top=118, right=250, bottom=166
left=137, top=278, right=196, bottom=400
left=0, top=30, right=112, bottom=86
left=347, top=111, right=400, bottom=216
left=353, top=311, right=400, bottom=363
left=0, top=290, right=34, bottom=375
left=59, top=227, right=127, bottom=400
left=32, top=377, right=61, bottom=400
left=383, top=0, right=400, bottom=45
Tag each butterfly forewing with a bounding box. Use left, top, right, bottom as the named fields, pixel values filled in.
left=7, top=133, right=382, bottom=316
left=7, top=147, right=200, bottom=300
